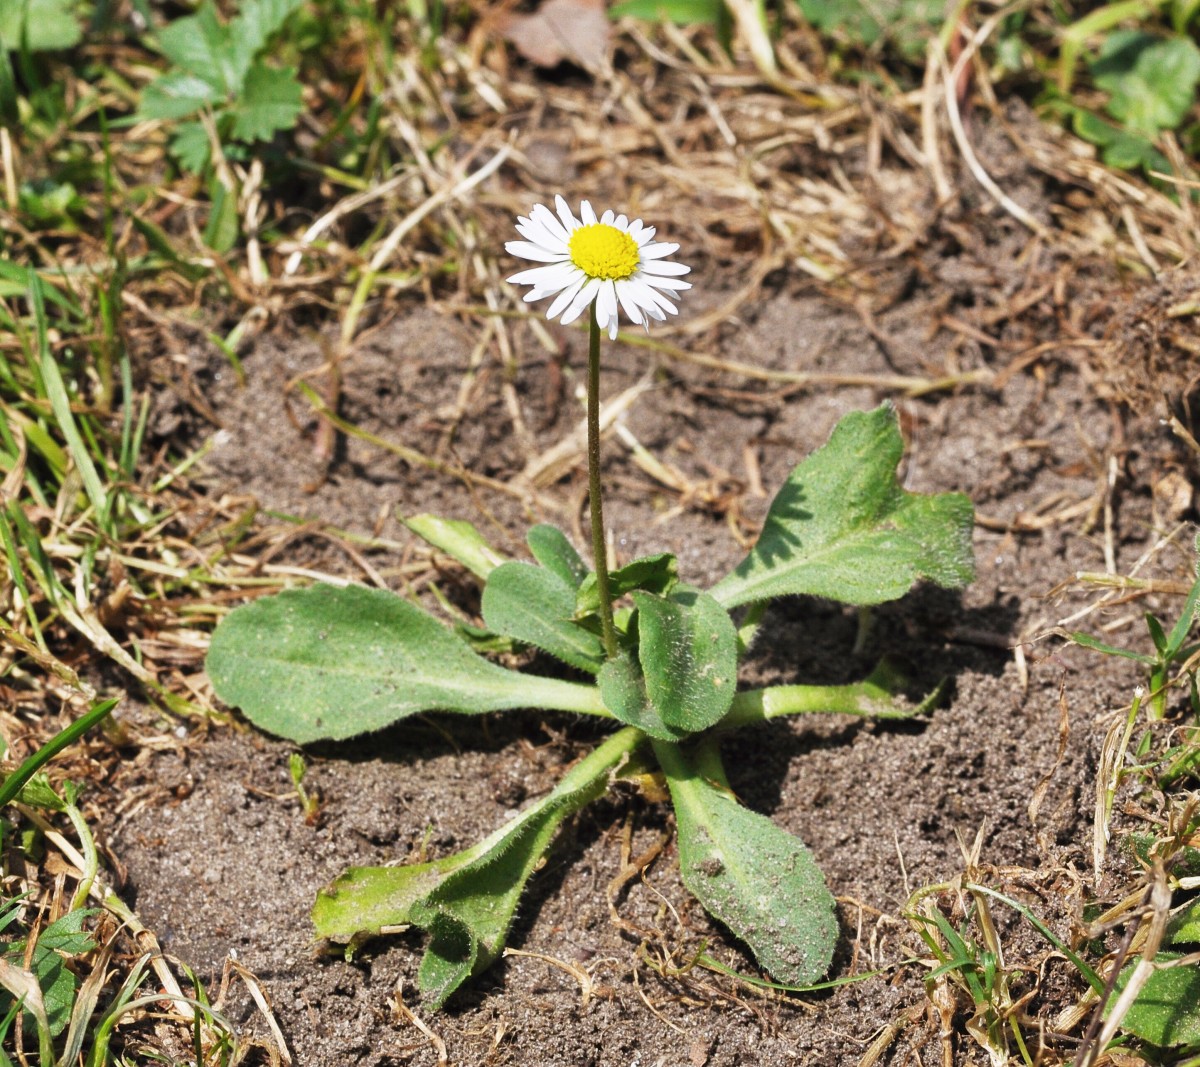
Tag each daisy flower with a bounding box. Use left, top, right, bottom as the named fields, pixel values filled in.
left=506, top=196, right=691, bottom=340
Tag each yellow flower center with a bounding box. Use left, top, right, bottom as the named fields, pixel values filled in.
left=568, top=223, right=640, bottom=281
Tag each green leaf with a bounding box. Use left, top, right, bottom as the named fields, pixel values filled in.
left=203, top=178, right=239, bottom=253
left=154, top=2, right=237, bottom=93
left=314, top=851, right=480, bottom=942
left=596, top=585, right=737, bottom=740
left=631, top=585, right=737, bottom=733
left=227, top=0, right=306, bottom=82
left=797, top=0, right=883, bottom=45
left=1092, top=31, right=1200, bottom=136
left=229, top=61, right=303, bottom=143
left=710, top=404, right=975, bottom=610
left=609, top=0, right=721, bottom=24
left=206, top=583, right=607, bottom=743
left=13, top=773, right=64, bottom=811
left=481, top=562, right=605, bottom=673
left=598, top=650, right=682, bottom=741
left=527, top=524, right=588, bottom=589
left=1069, top=108, right=1169, bottom=172
left=0, top=0, right=82, bottom=52
left=314, top=727, right=641, bottom=1008
left=137, top=71, right=223, bottom=122
left=1066, top=630, right=1158, bottom=666
left=1164, top=549, right=1200, bottom=657
left=404, top=513, right=509, bottom=580
left=0, top=912, right=95, bottom=1038
left=1111, top=952, right=1200, bottom=1048
left=576, top=552, right=678, bottom=617
left=35, top=908, right=96, bottom=955
left=169, top=121, right=212, bottom=173
left=656, top=741, right=838, bottom=984
left=1166, top=898, right=1200, bottom=945
left=724, top=656, right=945, bottom=728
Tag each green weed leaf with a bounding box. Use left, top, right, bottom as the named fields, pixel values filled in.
left=0, top=910, right=96, bottom=1038
left=1166, top=898, right=1200, bottom=945
left=796, top=0, right=941, bottom=58
left=0, top=0, right=82, bottom=51
left=206, top=583, right=606, bottom=743
left=576, top=552, right=678, bottom=617
left=230, top=61, right=303, bottom=143
left=631, top=585, right=737, bottom=732
left=710, top=404, right=974, bottom=610
left=169, top=121, right=213, bottom=173
left=1107, top=897, right=1200, bottom=1048
left=138, top=71, right=223, bottom=121
left=154, top=2, right=237, bottom=94
left=314, top=852, right=480, bottom=942
left=481, top=562, right=605, bottom=673
left=1111, top=952, right=1200, bottom=1048
left=598, top=651, right=680, bottom=741
left=227, top=0, right=306, bottom=81
left=609, top=0, right=722, bottom=23
left=404, top=513, right=509, bottom=580
left=657, top=742, right=837, bottom=984
left=527, top=524, right=588, bottom=589
left=1092, top=31, right=1200, bottom=136
left=313, top=728, right=640, bottom=1008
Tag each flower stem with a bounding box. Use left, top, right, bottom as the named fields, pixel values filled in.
left=586, top=307, right=618, bottom=659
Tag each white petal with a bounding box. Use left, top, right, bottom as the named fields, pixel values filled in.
left=640, top=259, right=691, bottom=277
left=596, top=280, right=619, bottom=334
left=516, top=217, right=567, bottom=251
left=506, top=240, right=569, bottom=263
left=613, top=280, right=646, bottom=327
left=615, top=214, right=629, bottom=230
left=627, top=219, right=644, bottom=240
left=545, top=272, right=589, bottom=319
left=642, top=276, right=692, bottom=292
left=530, top=202, right=570, bottom=245
left=640, top=241, right=679, bottom=260
left=628, top=276, right=677, bottom=316
left=600, top=209, right=615, bottom=226
left=580, top=200, right=597, bottom=225
left=633, top=226, right=656, bottom=245
left=560, top=276, right=602, bottom=325
left=554, top=195, right=580, bottom=232
left=508, top=263, right=575, bottom=289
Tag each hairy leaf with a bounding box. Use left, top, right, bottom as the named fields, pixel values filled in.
left=631, top=585, right=737, bottom=732
left=404, top=513, right=509, bottom=580
left=206, top=583, right=606, bottom=743
left=598, top=651, right=679, bottom=741
left=1111, top=952, right=1200, bottom=1048
left=481, top=562, right=605, bottom=673
left=313, top=728, right=641, bottom=1007
left=527, top=524, right=588, bottom=589
left=710, top=404, right=974, bottom=609
left=576, top=552, right=678, bottom=617
left=657, top=742, right=837, bottom=984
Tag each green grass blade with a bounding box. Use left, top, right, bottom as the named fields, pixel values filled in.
left=0, top=698, right=118, bottom=809
left=26, top=273, right=108, bottom=518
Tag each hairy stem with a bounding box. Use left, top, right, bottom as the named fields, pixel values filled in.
left=587, top=307, right=618, bottom=658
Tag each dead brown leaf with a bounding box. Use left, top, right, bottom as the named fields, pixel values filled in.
left=496, top=0, right=609, bottom=72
